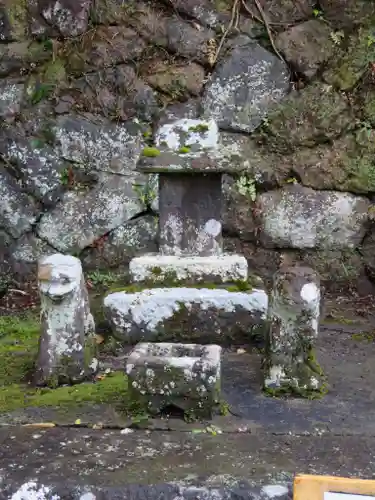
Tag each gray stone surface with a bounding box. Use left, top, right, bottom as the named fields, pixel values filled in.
left=53, top=116, right=143, bottom=175
left=129, top=254, right=249, bottom=284
left=0, top=135, right=67, bottom=206
left=35, top=253, right=98, bottom=386
left=202, top=37, right=290, bottom=133
left=127, top=342, right=221, bottom=417
left=256, top=184, right=370, bottom=250
left=38, top=0, right=92, bottom=37
left=36, top=174, right=144, bottom=254
left=159, top=173, right=223, bottom=256
left=0, top=81, right=24, bottom=118
left=275, top=20, right=335, bottom=79
left=104, top=287, right=268, bottom=344
left=263, top=267, right=324, bottom=395
left=0, top=167, right=40, bottom=239
left=82, top=215, right=158, bottom=270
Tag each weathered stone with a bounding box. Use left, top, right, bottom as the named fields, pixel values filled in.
left=159, top=173, right=223, bottom=256
left=256, top=185, right=370, bottom=250
left=36, top=174, right=143, bottom=254
left=139, top=119, right=264, bottom=175
left=0, top=1, right=28, bottom=41
left=81, top=215, right=158, bottom=270
left=53, top=115, right=143, bottom=175
left=360, top=231, right=375, bottom=284
left=0, top=136, right=67, bottom=206
left=319, top=0, right=375, bottom=28
left=143, top=60, right=205, bottom=98
left=202, top=36, right=290, bottom=133
left=68, top=66, right=160, bottom=122
left=104, top=287, right=268, bottom=344
left=0, top=230, right=14, bottom=296
left=162, top=0, right=230, bottom=29
left=66, top=26, right=147, bottom=75
left=0, top=41, right=52, bottom=77
left=0, top=167, right=40, bottom=239
left=323, top=25, right=375, bottom=90
left=244, top=0, right=315, bottom=24
left=275, top=20, right=335, bottom=79
left=256, top=83, right=353, bottom=153
left=157, top=99, right=200, bottom=127
left=126, top=1, right=216, bottom=66
left=126, top=342, right=222, bottom=418
left=285, top=134, right=375, bottom=194
left=36, top=0, right=92, bottom=37
left=263, top=266, right=325, bottom=397
left=129, top=254, right=249, bottom=284
left=35, top=254, right=98, bottom=387
left=0, top=81, right=24, bottom=119
left=11, top=233, right=56, bottom=269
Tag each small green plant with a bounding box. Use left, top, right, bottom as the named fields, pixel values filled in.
left=219, top=400, right=230, bottom=416
left=313, top=8, right=323, bottom=18
left=141, top=147, right=160, bottom=157
left=28, top=83, right=53, bottom=105
left=133, top=174, right=158, bottom=208
left=60, top=168, right=70, bottom=186
left=87, top=270, right=117, bottom=287
left=235, top=175, right=257, bottom=201
left=178, top=146, right=191, bottom=154
left=368, top=34, right=375, bottom=47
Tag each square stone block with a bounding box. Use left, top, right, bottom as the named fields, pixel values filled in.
left=129, top=253, right=248, bottom=284
left=104, top=287, right=268, bottom=345
left=126, top=342, right=222, bottom=418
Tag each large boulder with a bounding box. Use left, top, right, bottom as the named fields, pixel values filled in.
left=255, top=184, right=370, bottom=249
left=202, top=36, right=290, bottom=133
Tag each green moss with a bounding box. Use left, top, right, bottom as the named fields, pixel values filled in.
left=188, top=124, right=209, bottom=133
left=150, top=266, right=162, bottom=276
left=7, top=0, right=27, bottom=40
left=178, top=146, right=191, bottom=154
left=351, top=332, right=374, bottom=342
left=108, top=278, right=255, bottom=294
left=323, top=24, right=375, bottom=90
left=141, top=147, right=161, bottom=157
left=263, top=348, right=327, bottom=399
left=0, top=372, right=130, bottom=414
left=0, top=315, right=40, bottom=386
left=44, top=58, right=66, bottom=84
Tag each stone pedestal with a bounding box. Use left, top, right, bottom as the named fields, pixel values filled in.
left=126, top=342, right=221, bottom=418
left=34, top=254, right=98, bottom=387
left=263, top=266, right=326, bottom=397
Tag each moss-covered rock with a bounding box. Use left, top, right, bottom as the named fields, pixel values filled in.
left=254, top=83, right=354, bottom=153
left=286, top=132, right=375, bottom=194
left=323, top=23, right=375, bottom=90
left=0, top=0, right=28, bottom=42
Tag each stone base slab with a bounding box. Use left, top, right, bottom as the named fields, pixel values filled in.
left=129, top=253, right=248, bottom=284
left=104, top=287, right=268, bottom=345
left=127, top=342, right=221, bottom=417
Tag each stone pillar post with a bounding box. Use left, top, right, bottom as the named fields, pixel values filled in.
left=34, top=254, right=98, bottom=387
left=263, top=266, right=326, bottom=397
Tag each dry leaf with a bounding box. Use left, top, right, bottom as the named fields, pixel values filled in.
left=95, top=334, right=105, bottom=345
left=23, top=422, right=56, bottom=428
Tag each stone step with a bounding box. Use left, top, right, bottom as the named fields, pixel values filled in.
left=129, top=253, right=249, bottom=284
left=104, top=287, right=268, bottom=345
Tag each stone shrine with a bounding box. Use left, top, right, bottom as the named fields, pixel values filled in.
left=104, top=118, right=269, bottom=346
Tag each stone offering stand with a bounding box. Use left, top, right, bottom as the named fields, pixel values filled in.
left=34, top=118, right=326, bottom=420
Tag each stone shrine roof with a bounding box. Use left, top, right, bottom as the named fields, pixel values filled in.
left=137, top=118, right=248, bottom=174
